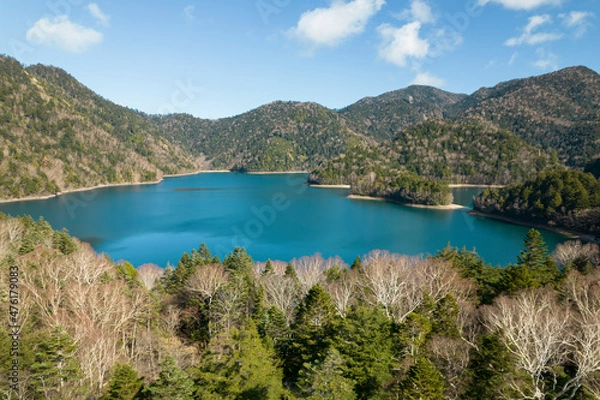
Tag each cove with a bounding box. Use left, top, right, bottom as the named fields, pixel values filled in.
left=0, top=173, right=569, bottom=267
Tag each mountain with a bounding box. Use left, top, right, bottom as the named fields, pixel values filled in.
left=339, top=85, right=466, bottom=141
left=151, top=101, right=370, bottom=172
left=309, top=119, right=559, bottom=191
left=448, top=66, right=600, bottom=166
left=0, top=55, right=201, bottom=199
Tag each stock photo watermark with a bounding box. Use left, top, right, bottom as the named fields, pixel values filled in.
left=7, top=265, right=20, bottom=392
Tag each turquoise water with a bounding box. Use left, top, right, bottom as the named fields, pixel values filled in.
left=0, top=173, right=568, bottom=267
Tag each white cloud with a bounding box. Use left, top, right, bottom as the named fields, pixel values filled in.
left=377, top=22, right=429, bottom=67
left=559, top=11, right=595, bottom=37
left=26, top=16, right=103, bottom=53
left=505, top=14, right=562, bottom=46
left=87, top=3, right=110, bottom=27
left=533, top=48, right=558, bottom=70
left=508, top=52, right=518, bottom=65
left=478, top=0, right=562, bottom=11
left=411, top=71, right=444, bottom=87
left=184, top=5, right=195, bottom=22
left=398, top=0, right=436, bottom=24
left=289, top=0, right=385, bottom=47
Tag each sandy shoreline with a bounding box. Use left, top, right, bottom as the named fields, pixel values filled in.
left=348, top=195, right=465, bottom=210
left=0, top=169, right=311, bottom=204
left=309, top=184, right=352, bottom=189
left=246, top=171, right=308, bottom=175
left=447, top=184, right=505, bottom=188
left=468, top=210, right=595, bottom=241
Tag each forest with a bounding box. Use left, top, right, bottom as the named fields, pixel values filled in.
left=474, top=169, right=600, bottom=235
left=1, top=213, right=600, bottom=399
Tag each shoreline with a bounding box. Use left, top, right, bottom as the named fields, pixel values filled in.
left=309, top=184, right=352, bottom=189
left=467, top=210, right=595, bottom=241
left=447, top=184, right=505, bottom=188
left=348, top=194, right=465, bottom=210
left=245, top=171, right=308, bottom=175
left=0, top=169, right=310, bottom=204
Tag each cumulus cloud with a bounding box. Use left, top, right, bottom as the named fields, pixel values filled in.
left=533, top=48, right=558, bottom=70
left=559, top=11, right=595, bottom=37
left=377, top=22, right=429, bottom=67
left=289, top=0, right=385, bottom=47
left=26, top=16, right=103, bottom=53
left=411, top=71, right=444, bottom=87
left=398, top=0, right=436, bottom=24
left=184, top=5, right=196, bottom=22
left=505, top=15, right=562, bottom=46
left=478, top=0, right=562, bottom=11
left=87, top=3, right=110, bottom=27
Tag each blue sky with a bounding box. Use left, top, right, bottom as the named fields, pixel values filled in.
left=1, top=0, right=598, bottom=119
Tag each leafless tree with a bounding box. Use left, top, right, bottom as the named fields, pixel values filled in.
left=428, top=335, right=471, bottom=400
left=184, top=263, right=229, bottom=307
left=326, top=271, right=359, bottom=317
left=291, top=254, right=327, bottom=293
left=261, top=274, right=300, bottom=325
left=552, top=240, right=599, bottom=268
left=137, top=263, right=164, bottom=290
left=484, top=289, right=569, bottom=399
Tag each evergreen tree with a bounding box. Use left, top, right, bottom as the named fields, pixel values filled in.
left=464, top=334, right=513, bottom=400
left=194, top=321, right=286, bottom=399
left=101, top=363, right=143, bottom=400
left=28, top=327, right=83, bottom=399
left=286, top=285, right=337, bottom=382
left=224, top=247, right=254, bottom=273
left=263, top=259, right=274, bottom=275
left=350, top=256, right=362, bottom=271
left=297, top=347, right=356, bottom=400
left=333, top=305, right=395, bottom=399
left=401, top=357, right=446, bottom=400
left=141, top=356, right=194, bottom=400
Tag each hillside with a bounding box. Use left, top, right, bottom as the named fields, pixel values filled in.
left=0, top=56, right=201, bottom=200
left=152, top=101, right=370, bottom=172
left=309, top=119, right=558, bottom=196
left=339, top=85, right=466, bottom=141
left=474, top=169, right=600, bottom=235
left=448, top=66, right=600, bottom=166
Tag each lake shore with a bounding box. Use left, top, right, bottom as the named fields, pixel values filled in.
left=0, top=169, right=233, bottom=204
left=447, top=184, right=505, bottom=188
left=246, top=171, right=308, bottom=175
left=467, top=210, right=595, bottom=241
left=309, top=184, right=352, bottom=189
left=348, top=195, right=465, bottom=210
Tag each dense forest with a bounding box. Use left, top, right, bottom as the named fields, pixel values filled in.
left=2, top=214, right=600, bottom=399
left=2, top=54, right=599, bottom=205
left=0, top=55, right=200, bottom=199
left=474, top=169, right=600, bottom=235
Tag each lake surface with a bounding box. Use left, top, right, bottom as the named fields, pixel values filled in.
left=0, top=173, right=568, bottom=267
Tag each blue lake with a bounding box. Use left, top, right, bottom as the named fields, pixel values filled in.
left=0, top=173, right=569, bottom=267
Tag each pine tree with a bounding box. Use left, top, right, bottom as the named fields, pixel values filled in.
left=350, top=256, right=362, bottom=271
left=141, top=356, right=194, bottom=400
left=298, top=347, right=356, bottom=400
left=263, top=259, right=275, bottom=275
left=224, top=247, right=254, bottom=273
left=464, top=334, right=513, bottom=400
left=101, top=363, right=143, bottom=400
left=401, top=357, right=446, bottom=400
left=286, top=285, right=337, bottom=382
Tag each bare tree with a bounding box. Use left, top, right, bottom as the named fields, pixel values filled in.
left=291, top=254, right=327, bottom=293
left=552, top=240, right=599, bottom=269
left=184, top=263, right=229, bottom=306
left=428, top=335, right=471, bottom=400
left=137, top=263, right=164, bottom=290
left=326, top=271, right=359, bottom=317
left=484, top=289, right=569, bottom=399
left=261, top=274, right=300, bottom=325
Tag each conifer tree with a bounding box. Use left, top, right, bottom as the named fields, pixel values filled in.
left=298, top=347, right=356, bottom=400
left=101, top=363, right=143, bottom=400
left=401, top=357, right=446, bottom=400
left=141, top=356, right=194, bottom=400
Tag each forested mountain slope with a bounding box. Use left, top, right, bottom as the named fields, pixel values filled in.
left=0, top=55, right=201, bottom=200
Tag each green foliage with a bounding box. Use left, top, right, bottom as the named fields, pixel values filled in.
left=286, top=285, right=337, bottom=381
left=474, top=169, right=600, bottom=234
left=52, top=228, right=77, bottom=255
left=193, top=322, right=286, bottom=400
left=141, top=356, right=194, bottom=400
left=101, top=364, right=143, bottom=400
left=224, top=247, right=254, bottom=273
left=28, top=327, right=83, bottom=399
left=502, top=229, right=559, bottom=294
left=400, top=357, right=446, bottom=400
left=116, top=261, right=139, bottom=286
left=332, top=306, right=396, bottom=399
left=297, top=347, right=356, bottom=400
left=464, top=334, right=514, bottom=400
